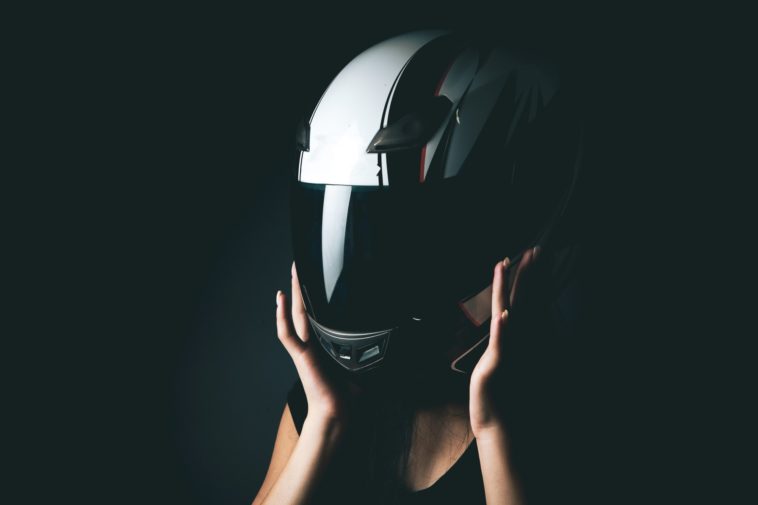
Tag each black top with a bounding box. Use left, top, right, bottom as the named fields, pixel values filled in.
left=286, top=379, right=487, bottom=505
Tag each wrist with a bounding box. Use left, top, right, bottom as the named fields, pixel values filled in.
left=303, top=412, right=346, bottom=443
left=473, top=420, right=509, bottom=445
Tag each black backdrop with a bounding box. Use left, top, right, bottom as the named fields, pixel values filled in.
left=12, top=2, right=725, bottom=504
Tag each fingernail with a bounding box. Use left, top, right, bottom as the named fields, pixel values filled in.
left=500, top=309, right=509, bottom=320
left=532, top=246, right=540, bottom=259
left=276, top=290, right=281, bottom=307
left=502, top=257, right=510, bottom=268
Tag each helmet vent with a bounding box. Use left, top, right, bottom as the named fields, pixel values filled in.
left=366, top=95, right=452, bottom=153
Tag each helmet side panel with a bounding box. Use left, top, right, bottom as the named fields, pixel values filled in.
left=299, top=31, right=448, bottom=186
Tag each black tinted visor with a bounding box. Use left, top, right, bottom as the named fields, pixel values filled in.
left=290, top=178, right=499, bottom=333
left=291, top=181, right=425, bottom=332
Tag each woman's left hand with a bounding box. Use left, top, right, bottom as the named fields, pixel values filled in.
left=469, top=247, right=539, bottom=439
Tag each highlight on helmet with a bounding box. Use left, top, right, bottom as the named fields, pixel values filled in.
left=290, top=30, right=583, bottom=373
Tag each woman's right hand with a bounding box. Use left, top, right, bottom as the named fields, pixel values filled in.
left=254, top=263, right=348, bottom=505
left=276, top=262, right=347, bottom=429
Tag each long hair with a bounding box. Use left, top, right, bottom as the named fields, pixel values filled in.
left=338, top=342, right=472, bottom=504
left=310, top=262, right=583, bottom=505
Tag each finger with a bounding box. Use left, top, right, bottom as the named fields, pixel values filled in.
left=491, top=258, right=508, bottom=316
left=489, top=259, right=509, bottom=350
left=488, top=308, right=509, bottom=356
left=276, top=290, right=305, bottom=357
left=509, top=247, right=537, bottom=308
left=291, top=262, right=310, bottom=342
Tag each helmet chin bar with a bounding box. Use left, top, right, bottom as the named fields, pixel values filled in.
left=304, top=247, right=540, bottom=375
left=307, top=315, right=394, bottom=372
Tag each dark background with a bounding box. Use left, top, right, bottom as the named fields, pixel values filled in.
left=10, top=2, right=732, bottom=504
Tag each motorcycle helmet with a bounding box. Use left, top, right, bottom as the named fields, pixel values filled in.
left=290, top=30, right=583, bottom=373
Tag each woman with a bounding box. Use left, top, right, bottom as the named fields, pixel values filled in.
left=255, top=251, right=542, bottom=505
left=254, top=31, right=583, bottom=504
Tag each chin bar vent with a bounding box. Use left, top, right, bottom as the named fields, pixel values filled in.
left=307, top=316, right=394, bottom=372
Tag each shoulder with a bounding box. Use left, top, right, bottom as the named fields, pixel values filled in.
left=285, top=378, right=308, bottom=434
left=252, top=402, right=299, bottom=504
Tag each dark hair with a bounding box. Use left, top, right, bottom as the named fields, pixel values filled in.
left=345, top=348, right=472, bottom=503
left=311, top=277, right=581, bottom=505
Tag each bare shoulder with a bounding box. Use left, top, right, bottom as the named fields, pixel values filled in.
left=252, top=404, right=299, bottom=505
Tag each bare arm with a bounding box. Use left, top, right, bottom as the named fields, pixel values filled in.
left=252, top=262, right=349, bottom=505
left=469, top=251, right=537, bottom=504
left=475, top=426, right=523, bottom=505
left=252, top=404, right=344, bottom=505
left=253, top=410, right=344, bottom=505
left=252, top=406, right=298, bottom=505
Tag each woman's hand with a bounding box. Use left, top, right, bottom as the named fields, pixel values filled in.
left=253, top=262, right=350, bottom=505
left=276, top=262, right=348, bottom=430
left=469, top=247, right=539, bottom=439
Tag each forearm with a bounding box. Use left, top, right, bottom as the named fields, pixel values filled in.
left=258, top=415, right=343, bottom=505
left=476, top=424, right=524, bottom=505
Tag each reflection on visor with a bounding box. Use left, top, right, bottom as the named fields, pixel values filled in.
left=321, top=185, right=351, bottom=301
